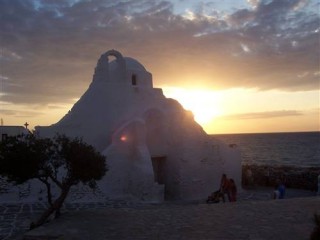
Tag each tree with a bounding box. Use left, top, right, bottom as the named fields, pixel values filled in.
left=0, top=134, right=107, bottom=228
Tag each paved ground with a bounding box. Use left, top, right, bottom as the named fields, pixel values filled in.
left=1, top=188, right=319, bottom=240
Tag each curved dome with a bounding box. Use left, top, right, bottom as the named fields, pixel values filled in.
left=109, top=57, right=147, bottom=72
left=124, top=57, right=147, bottom=71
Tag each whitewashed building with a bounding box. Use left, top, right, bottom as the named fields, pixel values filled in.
left=0, top=125, right=30, bottom=141
left=3, top=50, right=242, bottom=203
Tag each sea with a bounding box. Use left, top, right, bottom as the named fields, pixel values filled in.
left=213, top=131, right=320, bottom=168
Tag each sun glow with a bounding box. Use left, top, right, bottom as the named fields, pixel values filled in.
left=161, top=86, right=223, bottom=125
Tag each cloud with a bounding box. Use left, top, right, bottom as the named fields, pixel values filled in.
left=221, top=110, right=303, bottom=120
left=0, top=108, right=44, bottom=118
left=0, top=0, right=319, bottom=107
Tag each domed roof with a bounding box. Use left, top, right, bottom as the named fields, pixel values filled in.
left=109, top=57, right=147, bottom=72
left=124, top=57, right=147, bottom=71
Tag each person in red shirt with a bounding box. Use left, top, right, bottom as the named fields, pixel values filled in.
left=228, top=178, right=237, bottom=202
left=206, top=174, right=237, bottom=203
left=219, top=173, right=230, bottom=202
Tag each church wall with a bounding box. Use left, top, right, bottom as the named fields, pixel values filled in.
left=100, top=119, right=164, bottom=202
left=219, top=143, right=242, bottom=191
left=31, top=50, right=243, bottom=203
left=150, top=103, right=236, bottom=201
left=126, top=70, right=152, bottom=88
left=144, top=108, right=168, bottom=157
left=36, top=81, right=167, bottom=151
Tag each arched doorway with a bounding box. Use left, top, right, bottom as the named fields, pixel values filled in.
left=144, top=109, right=169, bottom=197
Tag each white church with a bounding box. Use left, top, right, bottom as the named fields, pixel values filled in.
left=2, top=50, right=242, bottom=202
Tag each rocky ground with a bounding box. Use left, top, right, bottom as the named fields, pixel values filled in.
left=242, top=164, right=320, bottom=191
left=1, top=188, right=318, bottom=240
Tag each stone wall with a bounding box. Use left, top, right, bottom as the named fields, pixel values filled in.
left=242, top=164, right=320, bottom=191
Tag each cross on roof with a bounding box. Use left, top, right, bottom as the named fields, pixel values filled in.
left=24, top=122, right=29, bottom=129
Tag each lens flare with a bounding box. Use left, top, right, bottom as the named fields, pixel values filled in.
left=120, top=135, right=127, bottom=142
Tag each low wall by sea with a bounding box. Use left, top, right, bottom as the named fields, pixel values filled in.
left=242, top=164, right=320, bottom=191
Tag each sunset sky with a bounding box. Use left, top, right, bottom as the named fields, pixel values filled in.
left=0, top=0, right=319, bottom=134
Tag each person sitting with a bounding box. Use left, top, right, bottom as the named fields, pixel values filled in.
left=206, top=173, right=231, bottom=203
left=206, top=190, right=224, bottom=203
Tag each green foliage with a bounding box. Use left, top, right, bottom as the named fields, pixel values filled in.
left=52, top=135, right=107, bottom=185
left=0, top=134, right=107, bottom=187
left=0, top=134, right=53, bottom=184
left=0, top=133, right=107, bottom=228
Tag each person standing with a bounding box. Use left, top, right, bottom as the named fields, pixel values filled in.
left=228, top=178, right=237, bottom=202
left=219, top=174, right=230, bottom=202
left=273, top=179, right=286, bottom=199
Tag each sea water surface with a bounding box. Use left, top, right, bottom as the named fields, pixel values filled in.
left=213, top=131, right=320, bottom=168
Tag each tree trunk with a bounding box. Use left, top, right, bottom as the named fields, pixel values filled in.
left=44, top=180, right=53, bottom=206
left=30, top=186, right=71, bottom=229
left=37, top=178, right=53, bottom=206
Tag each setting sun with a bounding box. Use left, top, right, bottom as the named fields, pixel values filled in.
left=162, top=87, right=319, bottom=134
left=162, top=86, right=223, bottom=125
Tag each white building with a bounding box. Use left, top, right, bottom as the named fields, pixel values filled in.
left=34, top=49, right=241, bottom=202
left=0, top=125, right=30, bottom=141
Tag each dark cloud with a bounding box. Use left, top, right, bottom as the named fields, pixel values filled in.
left=221, top=110, right=304, bottom=120
left=0, top=0, right=319, bottom=106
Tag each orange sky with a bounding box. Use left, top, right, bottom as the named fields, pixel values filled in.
left=162, top=87, right=319, bottom=134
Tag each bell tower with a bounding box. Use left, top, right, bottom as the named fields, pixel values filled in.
left=93, top=49, right=126, bottom=82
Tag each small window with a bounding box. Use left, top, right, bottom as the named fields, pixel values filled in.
left=132, top=74, right=137, bottom=86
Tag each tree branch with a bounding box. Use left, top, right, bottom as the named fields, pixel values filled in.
left=48, top=174, right=63, bottom=189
